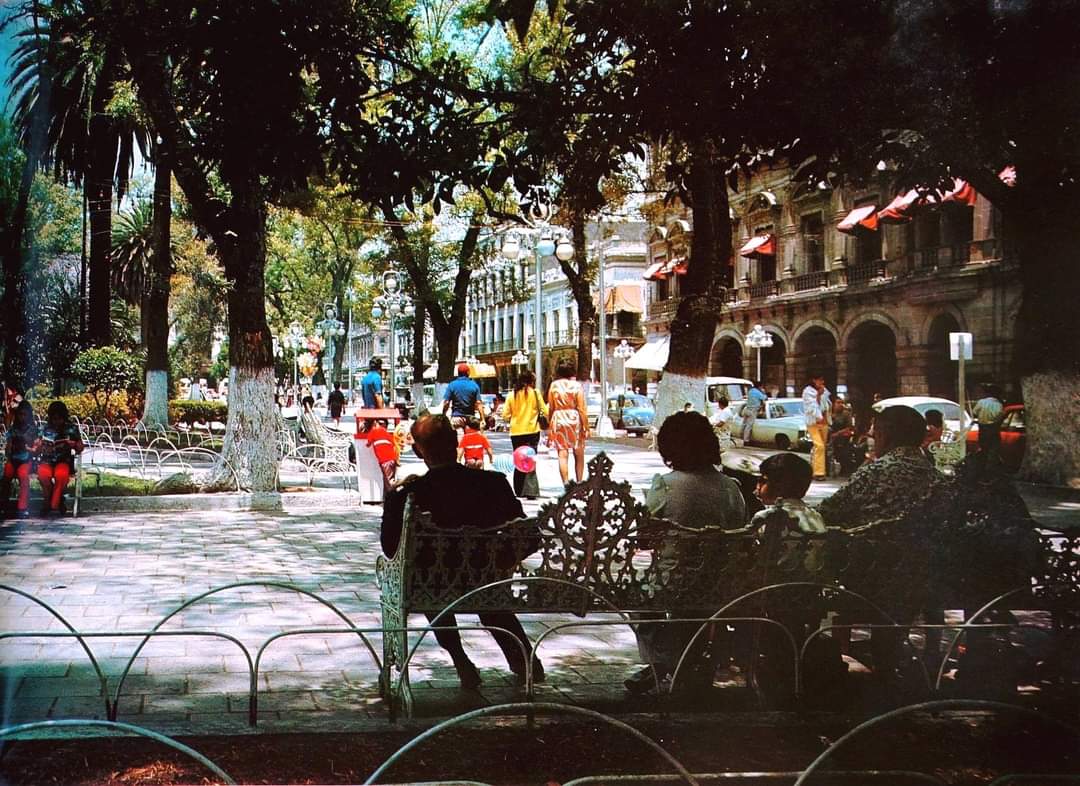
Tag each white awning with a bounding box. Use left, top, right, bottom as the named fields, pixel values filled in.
left=423, top=364, right=438, bottom=380
left=624, top=336, right=670, bottom=371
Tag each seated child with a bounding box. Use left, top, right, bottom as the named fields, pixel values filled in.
left=2, top=401, right=38, bottom=518
left=458, top=418, right=494, bottom=469
left=37, top=401, right=84, bottom=515
left=750, top=453, right=825, bottom=535
left=363, top=419, right=398, bottom=492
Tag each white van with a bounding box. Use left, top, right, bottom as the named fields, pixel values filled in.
left=704, top=376, right=752, bottom=420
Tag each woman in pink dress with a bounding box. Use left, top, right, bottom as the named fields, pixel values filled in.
left=545, top=359, right=589, bottom=484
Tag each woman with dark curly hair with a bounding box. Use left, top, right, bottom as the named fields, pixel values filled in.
left=625, top=410, right=747, bottom=696
left=36, top=401, right=84, bottom=515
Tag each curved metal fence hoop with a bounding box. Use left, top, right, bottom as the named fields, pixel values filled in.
left=933, top=586, right=1031, bottom=691
left=793, top=699, right=1080, bottom=786
left=402, top=576, right=630, bottom=694
left=0, top=719, right=237, bottom=784
left=563, top=771, right=949, bottom=786
left=0, top=585, right=111, bottom=715
left=363, top=702, right=700, bottom=786
left=115, top=581, right=378, bottom=707
left=0, top=630, right=252, bottom=722
left=987, top=776, right=1080, bottom=785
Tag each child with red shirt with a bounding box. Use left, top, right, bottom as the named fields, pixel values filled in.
left=458, top=419, right=493, bottom=469
left=363, top=419, right=398, bottom=492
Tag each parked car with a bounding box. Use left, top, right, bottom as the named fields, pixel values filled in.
left=606, top=393, right=655, bottom=436
left=705, top=376, right=753, bottom=421
left=742, top=397, right=810, bottom=451
left=871, top=396, right=972, bottom=433
left=966, top=403, right=1026, bottom=472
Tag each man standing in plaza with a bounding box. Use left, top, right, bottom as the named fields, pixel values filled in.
left=802, top=373, right=832, bottom=480
left=327, top=382, right=346, bottom=426
left=741, top=380, right=767, bottom=445
left=360, top=358, right=385, bottom=410
left=972, top=383, right=1005, bottom=466
left=381, top=414, right=544, bottom=689
left=442, top=362, right=483, bottom=429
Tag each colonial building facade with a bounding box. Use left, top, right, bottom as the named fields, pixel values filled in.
left=644, top=162, right=1019, bottom=405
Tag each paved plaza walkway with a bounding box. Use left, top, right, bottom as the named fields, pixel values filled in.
left=1, top=435, right=1075, bottom=738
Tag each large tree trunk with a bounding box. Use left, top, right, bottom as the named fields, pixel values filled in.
left=85, top=49, right=122, bottom=348
left=1009, top=196, right=1080, bottom=487
left=210, top=186, right=279, bottom=496
left=563, top=214, right=596, bottom=383
left=141, top=159, right=172, bottom=429
left=654, top=140, right=731, bottom=426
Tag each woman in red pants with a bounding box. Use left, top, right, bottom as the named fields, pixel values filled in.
left=2, top=401, right=39, bottom=518
left=36, top=401, right=83, bottom=516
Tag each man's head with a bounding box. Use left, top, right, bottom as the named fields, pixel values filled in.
left=832, top=398, right=847, bottom=413
left=456, top=362, right=470, bottom=377
left=370, top=357, right=382, bottom=370
left=334, top=382, right=341, bottom=391
left=410, top=414, right=458, bottom=466
left=810, top=372, right=826, bottom=390
left=924, top=409, right=944, bottom=429
left=872, top=405, right=926, bottom=455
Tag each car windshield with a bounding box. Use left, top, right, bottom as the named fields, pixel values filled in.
left=916, top=402, right=961, bottom=422
left=617, top=394, right=653, bottom=410
left=769, top=401, right=803, bottom=418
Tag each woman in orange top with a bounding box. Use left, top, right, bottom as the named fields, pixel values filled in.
left=546, top=359, right=589, bottom=484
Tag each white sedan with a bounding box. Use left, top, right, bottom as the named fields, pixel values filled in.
left=872, top=396, right=972, bottom=434
left=742, top=397, right=811, bottom=451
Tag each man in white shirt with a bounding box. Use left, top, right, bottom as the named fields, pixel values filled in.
left=802, top=373, right=832, bottom=480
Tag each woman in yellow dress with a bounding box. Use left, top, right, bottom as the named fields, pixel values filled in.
left=545, top=359, right=589, bottom=484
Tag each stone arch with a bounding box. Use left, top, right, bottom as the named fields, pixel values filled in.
left=925, top=311, right=965, bottom=400
left=918, top=304, right=968, bottom=347
left=792, top=321, right=840, bottom=393
left=744, top=324, right=789, bottom=394
left=708, top=334, right=744, bottom=377
left=845, top=317, right=899, bottom=407
left=839, top=310, right=906, bottom=349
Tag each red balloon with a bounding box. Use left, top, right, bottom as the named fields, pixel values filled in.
left=513, top=445, right=537, bottom=473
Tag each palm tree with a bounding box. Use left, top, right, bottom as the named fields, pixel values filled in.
left=110, top=155, right=175, bottom=427
left=7, top=0, right=149, bottom=349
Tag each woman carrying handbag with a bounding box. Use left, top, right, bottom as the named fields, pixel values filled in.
left=500, top=369, right=548, bottom=499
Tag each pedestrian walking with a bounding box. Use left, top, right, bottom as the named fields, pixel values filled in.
left=802, top=373, right=832, bottom=480
left=709, top=395, right=736, bottom=449
left=327, top=382, right=346, bottom=426
left=546, top=359, right=589, bottom=485
left=500, top=369, right=547, bottom=498
left=442, top=363, right=484, bottom=429
left=360, top=358, right=385, bottom=410
left=741, top=381, right=767, bottom=445
left=972, top=383, right=1005, bottom=465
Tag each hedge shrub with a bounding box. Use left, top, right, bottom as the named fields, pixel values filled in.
left=169, top=400, right=228, bottom=425
left=30, top=393, right=140, bottom=422
left=71, top=346, right=142, bottom=416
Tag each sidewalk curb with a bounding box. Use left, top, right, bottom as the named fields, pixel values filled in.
left=77, top=490, right=363, bottom=514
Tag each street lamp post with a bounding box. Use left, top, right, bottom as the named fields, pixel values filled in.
left=745, top=323, right=774, bottom=382
left=345, top=287, right=357, bottom=402
left=372, top=268, right=412, bottom=406
left=499, top=192, right=573, bottom=392
left=614, top=339, right=634, bottom=395
left=283, top=320, right=306, bottom=390
left=316, top=304, right=346, bottom=387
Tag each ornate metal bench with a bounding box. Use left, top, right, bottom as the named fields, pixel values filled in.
left=375, top=453, right=1078, bottom=718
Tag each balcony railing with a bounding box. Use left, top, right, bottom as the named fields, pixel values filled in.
left=846, top=259, right=888, bottom=285
left=748, top=280, right=780, bottom=300
left=791, top=270, right=829, bottom=292
left=544, top=329, right=578, bottom=347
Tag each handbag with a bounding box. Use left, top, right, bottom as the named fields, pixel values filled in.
left=535, top=390, right=549, bottom=430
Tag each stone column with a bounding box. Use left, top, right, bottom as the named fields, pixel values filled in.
left=896, top=345, right=930, bottom=396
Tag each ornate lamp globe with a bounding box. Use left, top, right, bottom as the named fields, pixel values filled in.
left=536, top=234, right=556, bottom=257
left=555, top=236, right=574, bottom=261
left=372, top=305, right=384, bottom=319
left=501, top=233, right=521, bottom=261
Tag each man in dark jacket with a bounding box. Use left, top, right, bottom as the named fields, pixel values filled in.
left=382, top=414, right=544, bottom=689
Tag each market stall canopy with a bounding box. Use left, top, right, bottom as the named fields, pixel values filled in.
left=878, top=179, right=978, bottom=224
left=624, top=335, right=670, bottom=371
left=596, top=284, right=645, bottom=315
left=837, top=204, right=879, bottom=234
left=739, top=234, right=775, bottom=257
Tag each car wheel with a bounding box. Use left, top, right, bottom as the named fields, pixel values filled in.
left=775, top=434, right=792, bottom=450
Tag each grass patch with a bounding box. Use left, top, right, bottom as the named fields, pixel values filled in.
left=80, top=470, right=155, bottom=497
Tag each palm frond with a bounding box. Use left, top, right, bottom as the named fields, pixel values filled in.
left=109, top=199, right=153, bottom=304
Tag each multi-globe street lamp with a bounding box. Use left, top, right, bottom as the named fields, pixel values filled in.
left=371, top=268, right=412, bottom=406
left=316, top=303, right=346, bottom=387
left=499, top=192, right=573, bottom=390
left=282, top=320, right=306, bottom=389
left=614, top=339, right=635, bottom=395
left=345, top=286, right=357, bottom=401
left=745, top=323, right=774, bottom=382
